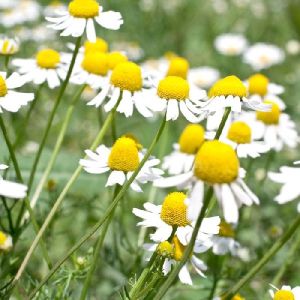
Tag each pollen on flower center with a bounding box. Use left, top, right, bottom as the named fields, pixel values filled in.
left=160, top=192, right=189, bottom=227
left=219, top=221, right=235, bottom=238
left=227, top=121, right=252, bottom=144
left=36, top=49, right=60, bottom=69
left=110, top=62, right=142, bottom=92
left=179, top=124, right=205, bottom=154
left=222, top=294, right=245, bottom=300
left=108, top=137, right=139, bottom=172
left=0, top=76, right=8, bottom=97
left=107, top=52, right=128, bottom=70
left=194, top=141, right=239, bottom=184
left=256, top=100, right=280, bottom=125
left=248, top=73, right=269, bottom=96
left=81, top=52, right=108, bottom=76
left=157, top=76, right=189, bottom=101
left=84, top=38, right=108, bottom=54
left=273, top=290, right=295, bottom=300
left=68, top=0, right=99, bottom=18
left=166, top=57, right=189, bottom=79
left=156, top=241, right=174, bottom=258
left=208, top=75, right=247, bottom=98
left=0, top=231, right=7, bottom=245
left=172, top=235, right=186, bottom=261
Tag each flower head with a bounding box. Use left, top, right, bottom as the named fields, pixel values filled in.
left=84, top=37, right=108, bottom=54
left=248, top=73, right=269, bottom=96
left=179, top=124, right=205, bottom=154
left=107, top=51, right=128, bottom=70
left=36, top=49, right=60, bottom=69
left=0, top=231, right=12, bottom=251
left=0, top=37, right=19, bottom=55
left=166, top=57, right=189, bottom=79
left=256, top=100, right=280, bottom=125
left=227, top=121, right=252, bottom=144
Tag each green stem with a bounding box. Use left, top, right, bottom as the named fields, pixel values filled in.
left=153, top=187, right=214, bottom=300
left=221, top=214, right=300, bottom=299
left=27, top=117, right=167, bottom=299
left=4, top=56, right=10, bottom=73
left=214, top=107, right=231, bottom=140
left=1, top=197, right=14, bottom=234
left=27, top=36, right=82, bottom=193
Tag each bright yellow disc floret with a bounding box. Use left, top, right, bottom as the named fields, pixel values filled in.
left=194, top=141, right=239, bottom=184
left=108, top=137, right=139, bottom=172
left=157, top=76, right=189, bottom=101
left=273, top=290, right=295, bottom=300
left=219, top=220, right=235, bottom=238
left=227, top=121, right=252, bottom=144
left=166, top=57, right=189, bottom=79
left=81, top=52, right=108, bottom=76
left=0, top=76, right=8, bottom=97
left=0, top=231, right=7, bottom=246
left=172, top=235, right=186, bottom=261
left=208, top=75, right=247, bottom=98
left=107, top=52, right=128, bottom=70
left=68, top=0, right=99, bottom=18
left=156, top=241, right=174, bottom=258
left=84, top=38, right=108, bottom=54
left=36, top=49, right=60, bottom=69
left=179, top=124, right=205, bottom=154
left=222, top=294, right=245, bottom=300
left=248, top=73, right=269, bottom=96
left=160, top=192, right=189, bottom=227
left=110, top=62, right=142, bottom=92
left=256, top=100, right=280, bottom=125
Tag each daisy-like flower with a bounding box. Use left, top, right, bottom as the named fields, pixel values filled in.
left=214, top=33, right=248, bottom=56
left=268, top=162, right=300, bottom=212
left=163, top=124, right=205, bottom=175
left=80, top=137, right=163, bottom=192
left=155, top=141, right=260, bottom=224
left=0, top=165, right=27, bottom=198
left=269, top=285, right=300, bottom=300
left=0, top=231, right=12, bottom=251
left=12, top=48, right=70, bottom=89
left=0, top=72, right=34, bottom=113
left=188, top=66, right=220, bottom=89
left=46, top=0, right=123, bottom=42
left=0, top=37, right=19, bottom=56
left=243, top=43, right=285, bottom=70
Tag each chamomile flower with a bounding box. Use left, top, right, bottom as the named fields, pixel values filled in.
left=269, top=285, right=300, bottom=300
left=12, top=48, right=69, bottom=89
left=0, top=231, right=12, bottom=251
left=268, top=162, right=300, bottom=212
left=155, top=141, right=260, bottom=224
left=0, top=0, right=17, bottom=9
left=243, top=43, right=285, bottom=70
left=46, top=0, right=123, bottom=42
left=214, top=33, right=248, bottom=56
left=188, top=67, right=220, bottom=89
left=0, top=37, right=19, bottom=56
left=163, top=124, right=205, bottom=175
left=0, top=165, right=27, bottom=199
left=0, top=72, right=34, bottom=113
left=80, top=137, right=163, bottom=192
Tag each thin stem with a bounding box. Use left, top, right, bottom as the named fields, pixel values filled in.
left=214, top=107, right=231, bottom=140
left=4, top=56, right=10, bottom=73
left=27, top=116, right=167, bottom=299
left=221, top=214, right=300, bottom=299
left=27, top=36, right=82, bottom=193
left=1, top=197, right=14, bottom=234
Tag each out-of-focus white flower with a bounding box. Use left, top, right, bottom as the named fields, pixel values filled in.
left=214, top=33, right=247, bottom=56
left=269, top=284, right=300, bottom=300
left=111, top=41, right=144, bottom=61
left=0, top=37, right=19, bottom=56
left=243, top=43, right=285, bottom=70
left=286, top=39, right=300, bottom=56
left=0, top=0, right=17, bottom=9
left=188, top=67, right=220, bottom=89
left=0, top=231, right=12, bottom=251
left=44, top=0, right=67, bottom=17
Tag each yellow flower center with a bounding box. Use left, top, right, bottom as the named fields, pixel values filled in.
left=157, top=76, right=189, bottom=101
left=36, top=49, right=60, bottom=69
left=81, top=52, right=108, bottom=76
left=84, top=38, right=108, bottom=54
left=166, top=57, right=189, bottom=79
left=122, top=133, right=143, bottom=150
left=172, top=235, right=186, bottom=261
left=156, top=241, right=174, bottom=258
left=108, top=137, right=139, bottom=172
left=160, top=192, right=189, bottom=227
left=68, top=0, right=99, bottom=18
left=0, top=232, right=7, bottom=245
left=222, top=294, right=245, bottom=300
left=110, top=62, right=142, bottom=92
left=194, top=141, right=239, bottom=184
left=256, top=100, right=280, bottom=125
left=219, top=221, right=235, bottom=238
left=227, top=121, right=252, bottom=144
left=208, top=75, right=247, bottom=98
left=248, top=73, right=269, bottom=96
left=107, top=52, right=128, bottom=70
left=179, top=124, right=205, bottom=154
left=0, top=76, right=8, bottom=97
left=274, top=290, right=295, bottom=300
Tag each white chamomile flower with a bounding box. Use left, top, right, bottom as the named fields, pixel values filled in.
left=0, top=165, right=27, bottom=199
left=286, top=40, right=300, bottom=56
left=269, top=284, right=300, bottom=300
left=243, top=43, right=285, bottom=70
left=44, top=0, right=67, bottom=17
left=214, top=33, right=248, bottom=56
left=268, top=162, right=300, bottom=212
left=80, top=137, right=163, bottom=192
left=155, top=141, right=259, bottom=224
left=0, top=231, right=13, bottom=251
left=163, top=124, right=205, bottom=175
left=188, top=66, right=220, bottom=89
left=0, top=37, right=19, bottom=56
left=12, top=48, right=70, bottom=89
left=0, top=72, right=34, bottom=113
left=46, top=0, right=123, bottom=42
left=0, top=0, right=17, bottom=9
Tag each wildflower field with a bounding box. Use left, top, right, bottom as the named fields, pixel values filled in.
left=1, top=0, right=300, bottom=299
